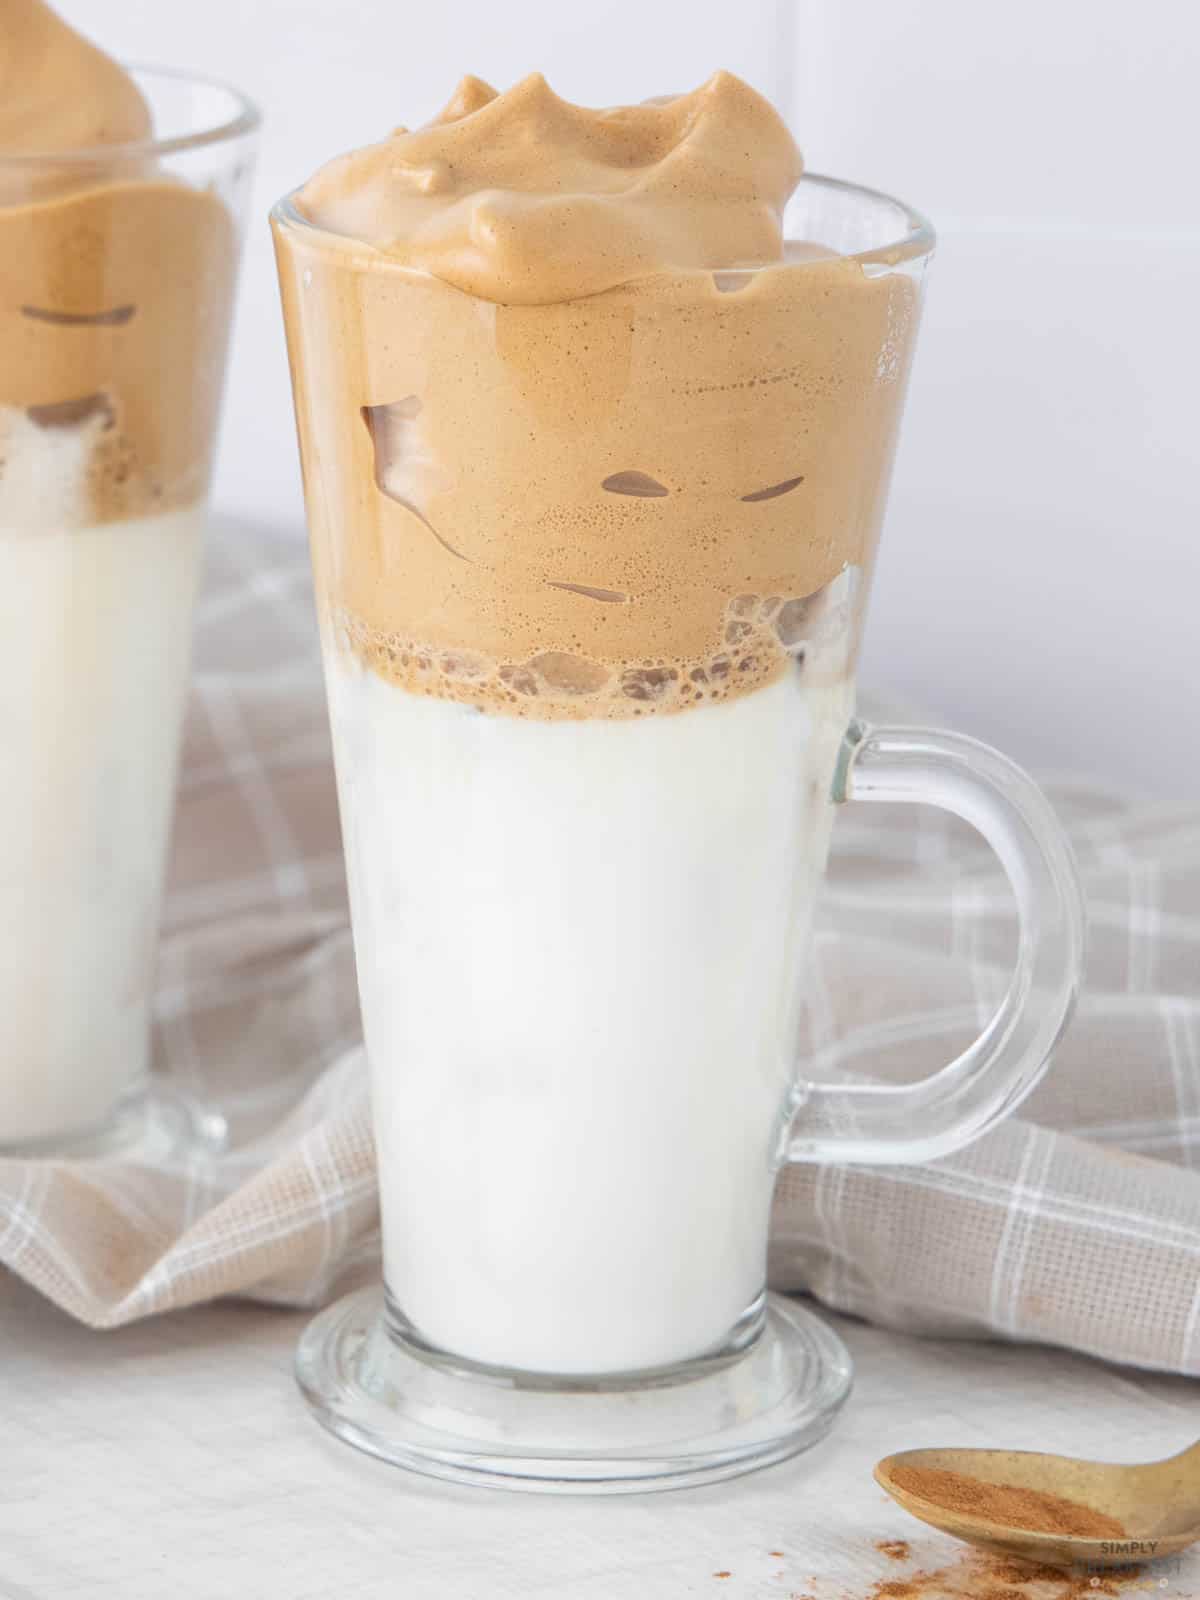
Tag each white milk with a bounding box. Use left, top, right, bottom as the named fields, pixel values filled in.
left=0, top=412, right=204, bottom=1146
left=327, top=656, right=851, bottom=1374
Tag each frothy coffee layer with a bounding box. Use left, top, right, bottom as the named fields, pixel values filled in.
left=0, top=1, right=236, bottom=526
left=278, top=76, right=920, bottom=719
left=298, top=72, right=801, bottom=305
left=338, top=567, right=860, bottom=717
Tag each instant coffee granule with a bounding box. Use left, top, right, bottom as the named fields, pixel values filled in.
left=889, top=1464, right=1126, bottom=1538
left=876, top=1540, right=912, bottom=1562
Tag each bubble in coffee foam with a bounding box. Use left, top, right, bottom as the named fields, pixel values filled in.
left=498, top=663, right=539, bottom=698
left=529, top=652, right=611, bottom=695
left=620, top=666, right=678, bottom=703
left=440, top=649, right=488, bottom=680
left=336, top=572, right=856, bottom=721
left=547, top=581, right=627, bottom=604
left=363, top=398, right=436, bottom=509
left=772, top=568, right=860, bottom=681
left=25, top=392, right=114, bottom=431
left=774, top=596, right=815, bottom=650
left=741, top=474, right=804, bottom=503
left=602, top=471, right=670, bottom=499
left=712, top=270, right=756, bottom=294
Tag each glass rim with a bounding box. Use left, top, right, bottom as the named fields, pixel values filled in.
left=270, top=169, right=936, bottom=272
left=0, top=63, right=260, bottom=170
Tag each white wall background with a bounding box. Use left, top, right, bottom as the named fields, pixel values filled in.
left=60, top=0, right=1200, bottom=797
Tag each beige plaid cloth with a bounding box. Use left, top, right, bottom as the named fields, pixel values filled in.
left=2, top=514, right=1198, bottom=1375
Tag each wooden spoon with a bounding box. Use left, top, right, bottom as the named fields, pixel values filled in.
left=875, top=1442, right=1200, bottom=1569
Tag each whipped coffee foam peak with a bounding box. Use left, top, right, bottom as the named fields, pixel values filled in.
left=296, top=72, right=804, bottom=304
left=0, top=0, right=150, bottom=156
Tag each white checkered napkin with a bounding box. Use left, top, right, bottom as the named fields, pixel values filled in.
left=2, top=515, right=1199, bottom=1373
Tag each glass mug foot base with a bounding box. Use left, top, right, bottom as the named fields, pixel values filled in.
left=294, top=1286, right=853, bottom=1494
left=0, top=1085, right=228, bottom=1162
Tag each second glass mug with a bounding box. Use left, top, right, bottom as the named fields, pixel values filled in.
left=273, top=176, right=1084, bottom=1490
left=0, top=69, right=258, bottom=1155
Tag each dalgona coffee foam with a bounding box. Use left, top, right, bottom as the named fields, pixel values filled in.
left=278, top=75, right=919, bottom=718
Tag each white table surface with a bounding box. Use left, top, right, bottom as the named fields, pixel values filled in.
left=3, top=1269, right=1198, bottom=1600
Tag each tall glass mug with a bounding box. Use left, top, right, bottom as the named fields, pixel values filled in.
left=0, top=73, right=258, bottom=1154
left=273, top=176, right=1083, bottom=1491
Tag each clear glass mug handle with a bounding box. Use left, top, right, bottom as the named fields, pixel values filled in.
left=787, top=721, right=1086, bottom=1166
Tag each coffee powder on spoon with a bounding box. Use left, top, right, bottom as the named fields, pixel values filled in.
left=888, top=1464, right=1126, bottom=1538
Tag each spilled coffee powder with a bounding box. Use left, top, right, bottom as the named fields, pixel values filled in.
left=889, top=1464, right=1126, bottom=1538
left=864, top=1550, right=1144, bottom=1600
